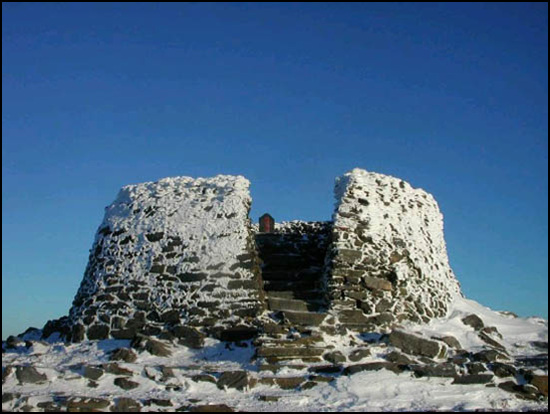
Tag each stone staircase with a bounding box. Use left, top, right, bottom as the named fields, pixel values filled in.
left=254, top=223, right=332, bottom=369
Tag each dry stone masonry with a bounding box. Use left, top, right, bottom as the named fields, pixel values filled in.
left=68, top=175, right=264, bottom=342
left=48, top=168, right=463, bottom=343
left=326, top=169, right=462, bottom=330
left=3, top=169, right=548, bottom=412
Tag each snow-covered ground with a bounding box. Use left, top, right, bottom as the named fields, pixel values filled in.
left=2, top=296, right=547, bottom=412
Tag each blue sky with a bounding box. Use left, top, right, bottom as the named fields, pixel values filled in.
left=2, top=3, right=548, bottom=339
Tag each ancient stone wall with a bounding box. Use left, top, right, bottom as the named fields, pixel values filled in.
left=68, top=175, right=264, bottom=341
left=327, top=169, right=462, bottom=330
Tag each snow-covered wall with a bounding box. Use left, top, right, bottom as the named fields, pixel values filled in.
left=68, top=175, right=264, bottom=341
left=327, top=169, right=462, bottom=330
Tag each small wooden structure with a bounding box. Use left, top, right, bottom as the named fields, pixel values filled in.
left=259, top=213, right=275, bottom=233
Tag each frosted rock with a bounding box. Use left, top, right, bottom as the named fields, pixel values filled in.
left=328, top=168, right=462, bottom=327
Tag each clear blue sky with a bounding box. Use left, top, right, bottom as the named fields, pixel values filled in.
left=2, top=3, right=548, bottom=339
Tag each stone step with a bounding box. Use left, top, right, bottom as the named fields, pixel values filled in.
left=282, top=311, right=327, bottom=327
left=259, top=254, right=310, bottom=266
left=261, top=270, right=321, bottom=281
left=264, top=280, right=320, bottom=291
left=267, top=296, right=324, bottom=313
left=267, top=290, right=325, bottom=301
left=256, top=336, right=325, bottom=348
left=256, top=346, right=326, bottom=358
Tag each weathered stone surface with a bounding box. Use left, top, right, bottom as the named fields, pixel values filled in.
left=192, top=374, right=217, bottom=384
left=257, top=347, right=325, bottom=358
left=466, top=363, right=488, bottom=375
left=172, top=325, right=205, bottom=349
left=111, top=328, right=138, bottom=340
left=103, top=363, right=134, bottom=376
left=114, top=377, right=140, bottom=390
left=478, top=331, right=507, bottom=351
left=87, top=324, right=110, bottom=340
left=160, top=310, right=181, bottom=324
left=15, top=366, right=47, bottom=384
left=2, top=366, right=13, bottom=384
left=66, top=397, right=111, bottom=411
left=529, top=375, right=548, bottom=397
left=411, top=363, right=458, bottom=378
left=323, top=351, right=347, bottom=364
left=217, top=371, right=251, bottom=390
left=282, top=311, right=327, bottom=326
left=462, top=314, right=485, bottom=331
left=67, top=175, right=263, bottom=337
left=433, top=335, right=461, bottom=349
left=388, top=331, right=446, bottom=359
left=308, top=365, right=343, bottom=374
left=472, top=350, right=509, bottom=363
left=259, top=395, right=281, bottom=402
left=349, top=348, right=372, bottom=362
left=384, top=351, right=415, bottom=365
left=71, top=324, right=86, bottom=342
left=144, top=398, right=173, bottom=407
left=111, top=397, right=141, bottom=412
left=452, top=374, right=494, bottom=385
left=82, top=365, right=104, bottom=381
left=328, top=170, right=462, bottom=328
left=489, top=362, right=517, bottom=378
left=343, top=362, right=402, bottom=375
left=42, top=317, right=70, bottom=340
left=338, top=310, right=370, bottom=325
left=131, top=335, right=172, bottom=357
left=2, top=392, right=20, bottom=403
left=110, top=348, right=138, bottom=363
left=335, top=249, right=362, bottom=264
left=363, top=277, right=392, bottom=292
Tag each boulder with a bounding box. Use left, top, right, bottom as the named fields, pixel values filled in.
left=2, top=366, right=13, bottom=384
left=472, top=350, right=509, bottom=363
left=131, top=335, right=172, bottom=357
left=15, top=366, right=47, bottom=384
left=82, top=366, right=104, bottom=381
left=489, top=362, right=517, bottom=378
left=114, top=377, right=140, bottom=390
left=323, top=351, right=347, bottom=364
left=349, top=348, right=372, bottom=362
left=388, top=330, right=446, bottom=359
left=384, top=351, right=415, bottom=365
left=529, top=375, right=548, bottom=397
left=110, top=348, right=138, bottom=363
left=172, top=325, right=205, bottom=349
left=217, top=371, right=252, bottom=390
left=433, top=335, right=461, bottom=349
left=461, top=314, right=484, bottom=331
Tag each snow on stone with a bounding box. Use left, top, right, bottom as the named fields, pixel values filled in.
left=329, top=168, right=462, bottom=327
left=69, top=174, right=263, bottom=341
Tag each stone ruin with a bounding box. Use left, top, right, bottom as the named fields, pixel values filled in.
left=49, top=169, right=463, bottom=357
left=6, top=169, right=547, bottom=411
